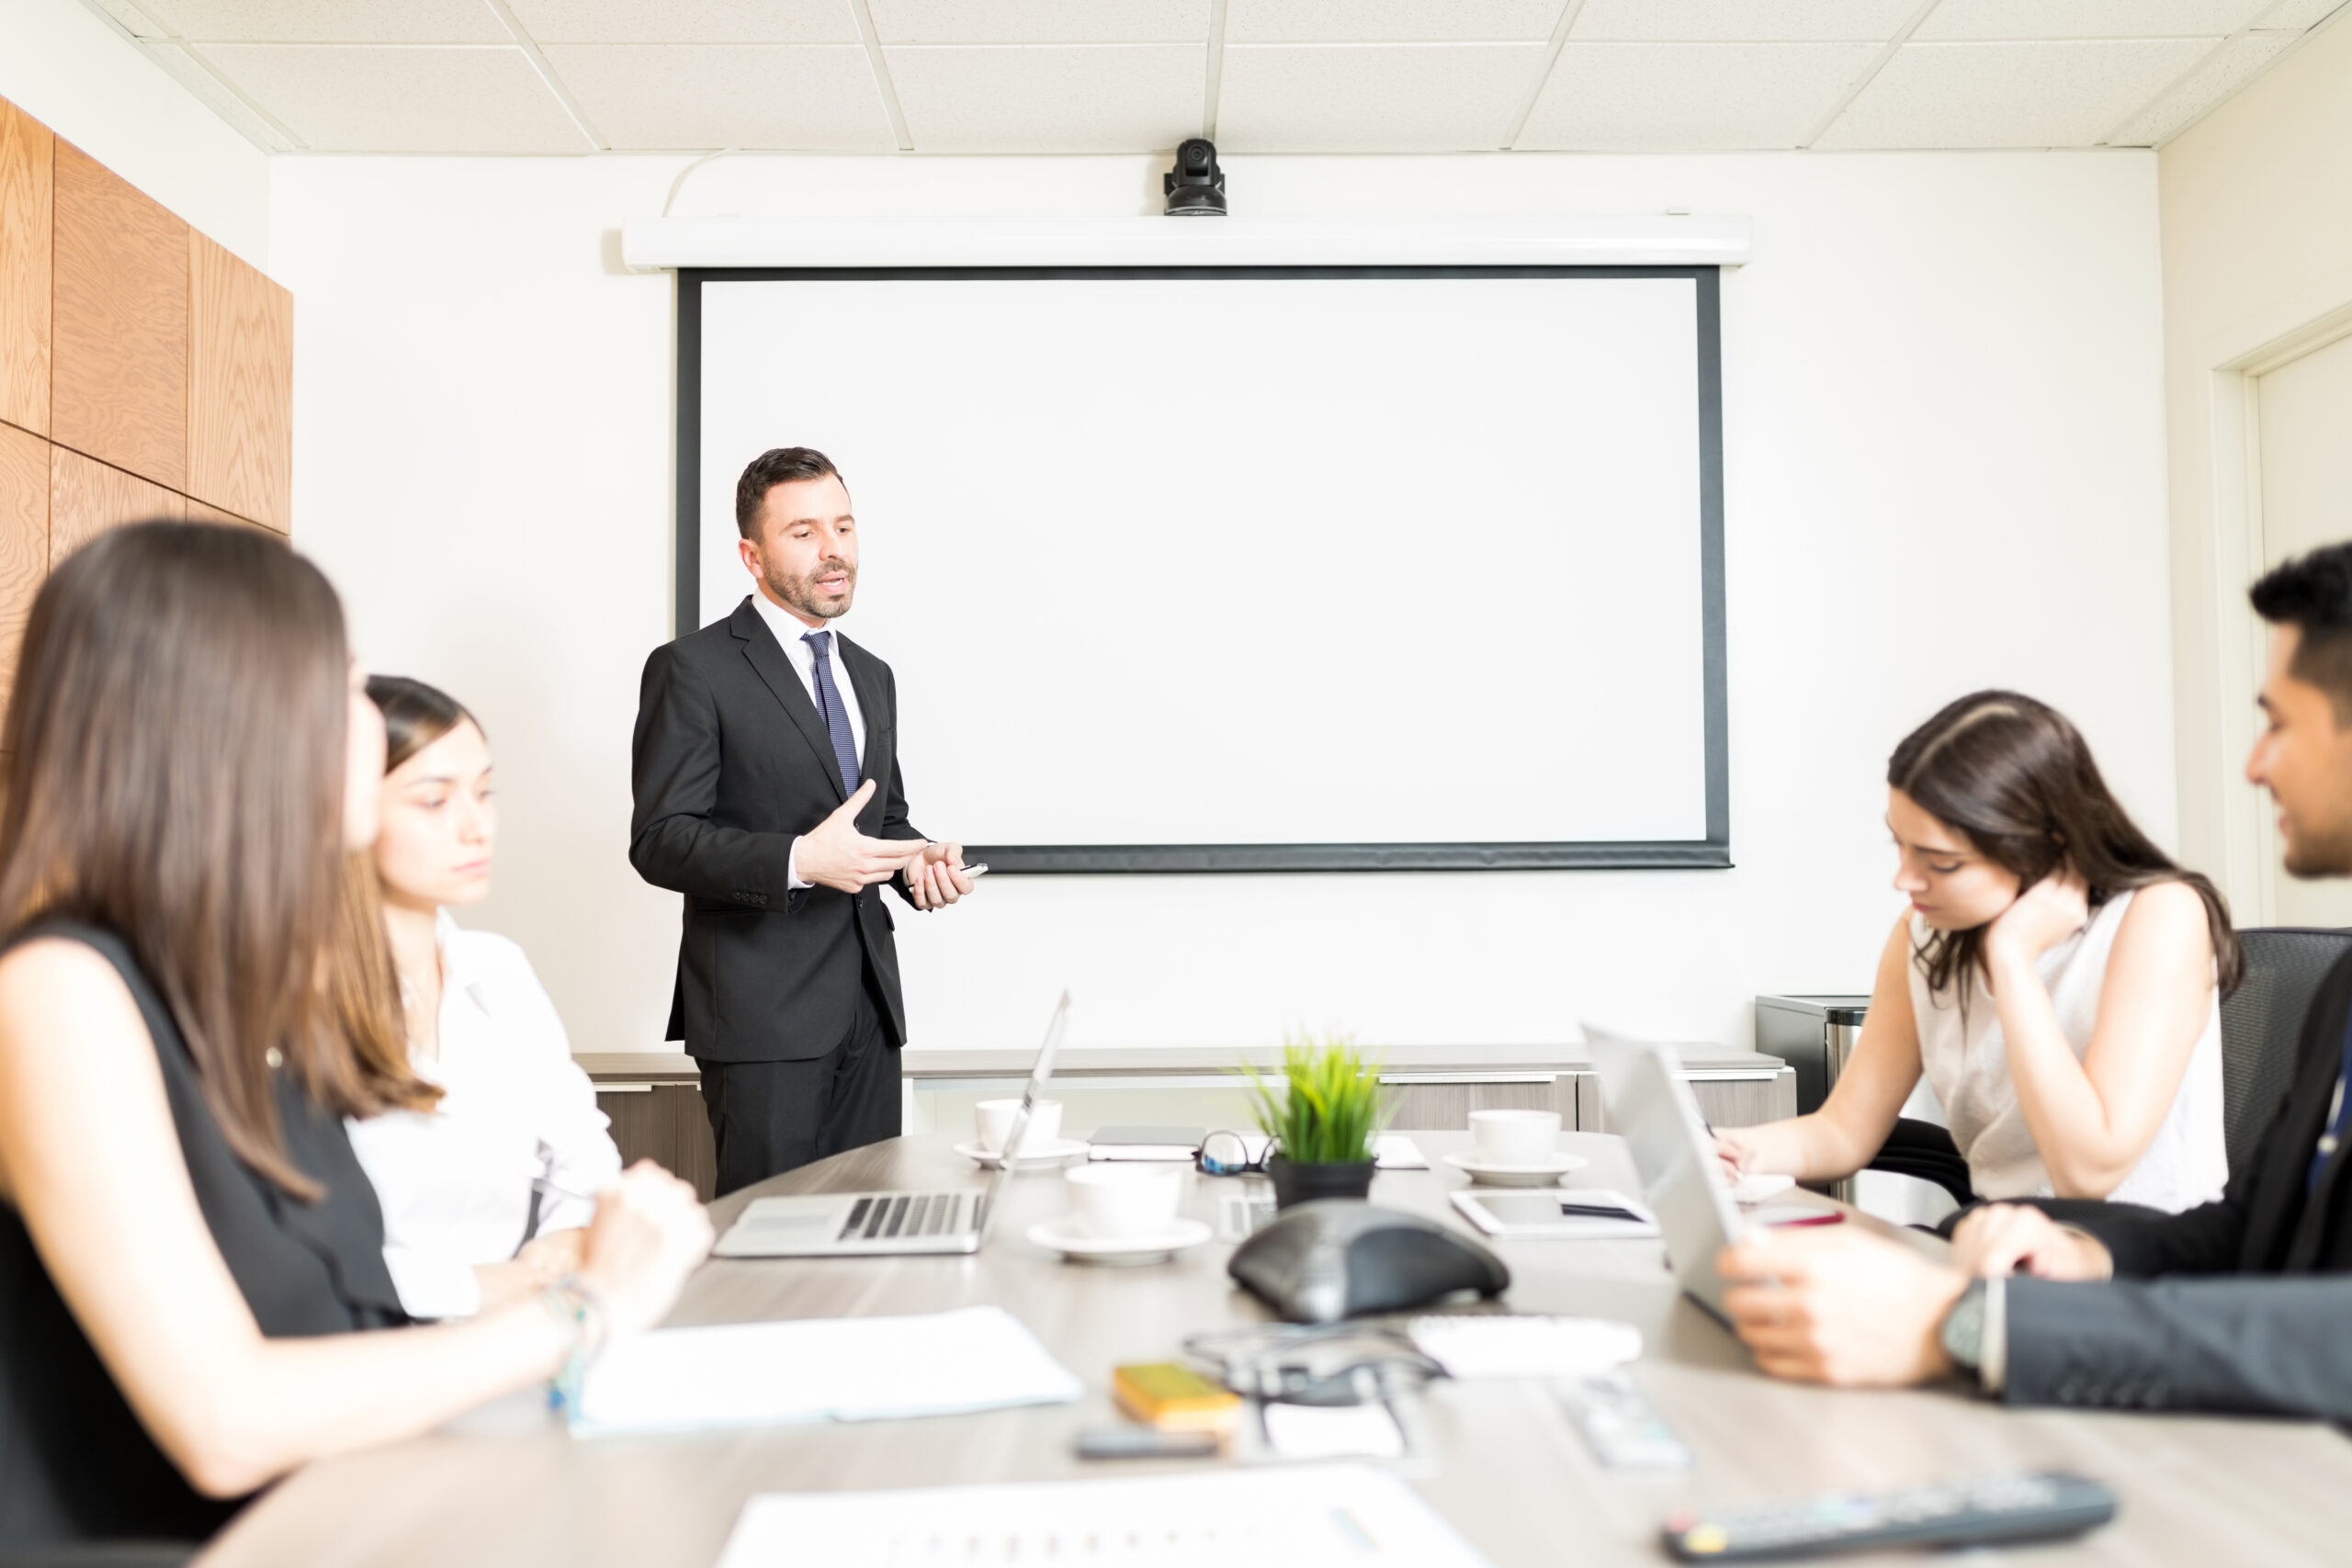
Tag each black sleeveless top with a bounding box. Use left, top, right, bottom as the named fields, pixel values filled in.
left=0, top=922, right=409, bottom=1551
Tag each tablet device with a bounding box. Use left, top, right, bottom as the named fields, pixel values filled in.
left=1450, top=1189, right=1660, bottom=1239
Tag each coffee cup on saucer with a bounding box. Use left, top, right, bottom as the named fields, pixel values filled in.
left=976, top=1098, right=1063, bottom=1157
left=1063, top=1162, right=1184, bottom=1239
left=1469, top=1109, right=1561, bottom=1166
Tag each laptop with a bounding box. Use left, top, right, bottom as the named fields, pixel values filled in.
left=712, top=992, right=1069, bottom=1258
left=1589, top=1038, right=1747, bottom=1321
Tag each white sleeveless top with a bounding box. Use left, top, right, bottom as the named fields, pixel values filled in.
left=1906, top=888, right=2226, bottom=1213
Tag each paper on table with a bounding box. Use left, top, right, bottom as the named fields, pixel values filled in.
left=571, top=1305, right=1082, bottom=1436
left=1260, top=1401, right=1408, bottom=1461
left=712, top=1462, right=1496, bottom=1566
left=1407, top=1314, right=1644, bottom=1379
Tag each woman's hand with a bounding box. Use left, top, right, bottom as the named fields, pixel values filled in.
left=1713, top=1127, right=1760, bottom=1184
left=515, top=1227, right=584, bottom=1286
left=573, top=1162, right=714, bottom=1339
left=1950, top=1203, right=2113, bottom=1281
left=1984, top=867, right=2090, bottom=971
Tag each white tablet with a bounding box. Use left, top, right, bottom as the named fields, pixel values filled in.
left=1450, top=1189, right=1661, bottom=1239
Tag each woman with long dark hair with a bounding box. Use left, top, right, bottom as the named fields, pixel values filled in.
left=1719, top=690, right=2235, bottom=1213
left=344, top=676, right=624, bottom=1319
left=0, top=524, right=709, bottom=1554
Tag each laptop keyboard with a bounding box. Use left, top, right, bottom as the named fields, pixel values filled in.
left=835, top=1192, right=976, bottom=1243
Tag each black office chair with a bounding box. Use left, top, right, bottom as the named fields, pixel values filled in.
left=2221, top=927, right=2352, bottom=1176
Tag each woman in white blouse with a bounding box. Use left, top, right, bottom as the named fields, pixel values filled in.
left=1716, top=690, right=2240, bottom=1215
left=344, top=677, right=624, bottom=1319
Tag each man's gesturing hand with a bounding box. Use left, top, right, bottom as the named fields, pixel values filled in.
left=795, top=781, right=924, bottom=894
left=909, top=840, right=977, bottom=911
left=1718, top=1224, right=1969, bottom=1387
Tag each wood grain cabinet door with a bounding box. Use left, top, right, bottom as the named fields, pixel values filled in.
left=187, top=234, right=291, bottom=532
left=0, top=98, right=51, bottom=438
left=0, top=422, right=46, bottom=705
left=51, top=141, right=187, bottom=493
left=50, top=444, right=182, bottom=567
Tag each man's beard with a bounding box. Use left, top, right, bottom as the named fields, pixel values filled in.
left=767, top=557, right=855, bottom=621
left=2282, top=809, right=2352, bottom=879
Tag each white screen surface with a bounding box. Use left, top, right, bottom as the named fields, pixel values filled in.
left=697, top=273, right=1711, bottom=852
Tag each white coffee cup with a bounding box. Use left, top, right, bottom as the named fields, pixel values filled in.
left=1063, top=1162, right=1184, bottom=1240
left=1470, top=1108, right=1561, bottom=1166
left=975, top=1098, right=1063, bottom=1156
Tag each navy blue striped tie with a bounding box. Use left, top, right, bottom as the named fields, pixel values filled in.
left=801, top=630, right=861, bottom=798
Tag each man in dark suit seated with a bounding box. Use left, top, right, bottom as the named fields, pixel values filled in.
left=631, top=447, right=978, bottom=1194
left=1715, top=541, right=2352, bottom=1421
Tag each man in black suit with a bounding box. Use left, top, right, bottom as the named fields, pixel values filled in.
left=631, top=447, right=978, bottom=1195
left=1713, top=541, right=2352, bottom=1422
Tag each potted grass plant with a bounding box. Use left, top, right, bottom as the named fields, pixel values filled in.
left=1242, top=1036, right=1390, bottom=1208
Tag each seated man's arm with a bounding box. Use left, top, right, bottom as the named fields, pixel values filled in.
left=2006, top=1275, right=2352, bottom=1425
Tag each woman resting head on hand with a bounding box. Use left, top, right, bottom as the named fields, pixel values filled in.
left=1716, top=690, right=2237, bottom=1215
left=342, top=676, right=628, bottom=1319
left=0, top=523, right=708, bottom=1556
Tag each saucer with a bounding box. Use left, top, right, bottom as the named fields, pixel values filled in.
left=1731, top=1171, right=1795, bottom=1204
left=1028, top=1214, right=1213, bottom=1266
left=954, top=1137, right=1091, bottom=1171
left=1442, top=1149, right=1590, bottom=1188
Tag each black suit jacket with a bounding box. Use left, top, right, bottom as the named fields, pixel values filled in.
left=2000, top=947, right=2352, bottom=1420
left=629, top=597, right=925, bottom=1063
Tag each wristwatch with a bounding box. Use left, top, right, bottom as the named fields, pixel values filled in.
left=1939, top=1279, right=1988, bottom=1383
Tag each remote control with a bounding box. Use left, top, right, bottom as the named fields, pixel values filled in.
left=1560, top=1372, right=1690, bottom=1471
left=1662, top=1471, right=2117, bottom=1561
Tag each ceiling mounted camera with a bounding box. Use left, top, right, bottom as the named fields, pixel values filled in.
left=1163, top=137, right=1227, bottom=217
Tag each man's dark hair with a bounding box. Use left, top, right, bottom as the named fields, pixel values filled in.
left=2251, top=543, right=2352, bottom=721
left=734, top=446, right=842, bottom=540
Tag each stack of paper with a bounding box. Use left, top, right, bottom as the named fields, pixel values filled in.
left=572, top=1305, right=1082, bottom=1435
left=713, top=1463, right=1497, bottom=1566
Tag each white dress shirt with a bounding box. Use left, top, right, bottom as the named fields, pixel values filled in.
left=748, top=591, right=865, bottom=891
left=345, top=911, right=623, bottom=1320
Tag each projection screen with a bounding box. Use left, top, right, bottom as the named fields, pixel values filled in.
left=679, top=266, right=1725, bottom=873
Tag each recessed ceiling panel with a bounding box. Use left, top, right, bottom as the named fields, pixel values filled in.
left=1225, top=0, right=1565, bottom=43
left=543, top=43, right=893, bottom=149
left=198, top=43, right=594, bottom=152
left=1519, top=41, right=1879, bottom=150
left=2104, top=27, right=2298, bottom=141
left=138, top=0, right=508, bottom=42
left=1915, top=0, right=2271, bottom=40
left=885, top=44, right=1206, bottom=152
left=506, top=0, right=861, bottom=43
left=1569, top=0, right=1921, bottom=43
left=868, top=0, right=1207, bottom=43
left=1216, top=43, right=1549, bottom=149
left=1818, top=38, right=2219, bottom=146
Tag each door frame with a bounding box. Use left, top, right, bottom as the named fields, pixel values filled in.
left=2191, top=264, right=2352, bottom=927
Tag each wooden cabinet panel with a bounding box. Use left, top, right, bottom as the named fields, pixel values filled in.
left=51, top=444, right=181, bottom=566
left=597, top=1083, right=718, bottom=1203
left=187, top=233, right=291, bottom=534
left=0, top=98, right=51, bottom=437
left=51, top=141, right=187, bottom=492
left=0, top=423, right=46, bottom=705
left=185, top=493, right=278, bottom=534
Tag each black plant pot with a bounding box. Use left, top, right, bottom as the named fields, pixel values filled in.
left=1267, top=1156, right=1375, bottom=1209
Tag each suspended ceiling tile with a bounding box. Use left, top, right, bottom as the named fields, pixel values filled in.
left=2105, top=27, right=2300, bottom=141
left=135, top=0, right=508, bottom=42
left=885, top=44, right=1206, bottom=152
left=1915, top=0, right=2271, bottom=40
left=2254, top=0, right=2351, bottom=27
left=868, top=0, right=1207, bottom=44
left=1816, top=38, right=2220, bottom=146
left=1518, top=41, right=1880, bottom=150
left=1569, top=0, right=1922, bottom=43
left=1224, top=0, right=1565, bottom=43
left=198, top=44, right=594, bottom=152
left=505, top=0, right=861, bottom=44
left=543, top=43, right=891, bottom=149
left=1216, top=43, right=1548, bottom=149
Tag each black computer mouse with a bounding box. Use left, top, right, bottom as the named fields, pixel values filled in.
left=1227, top=1200, right=1510, bottom=1324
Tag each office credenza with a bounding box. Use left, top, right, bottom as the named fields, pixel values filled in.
left=579, top=1046, right=1798, bottom=1203
left=197, top=1130, right=2352, bottom=1568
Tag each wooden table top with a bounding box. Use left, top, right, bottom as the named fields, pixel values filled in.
left=198, top=1133, right=2352, bottom=1567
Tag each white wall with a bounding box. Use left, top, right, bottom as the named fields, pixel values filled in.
left=2156, top=12, right=2352, bottom=920
left=270, top=148, right=2174, bottom=1058
left=0, top=0, right=269, bottom=269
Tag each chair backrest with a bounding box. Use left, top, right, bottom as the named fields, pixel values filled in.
left=2221, top=927, right=2352, bottom=1174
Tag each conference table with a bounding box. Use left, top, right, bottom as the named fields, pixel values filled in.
left=199, top=1132, right=2352, bottom=1566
